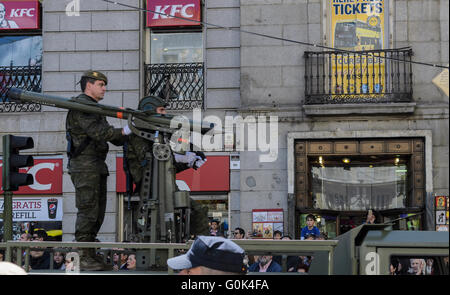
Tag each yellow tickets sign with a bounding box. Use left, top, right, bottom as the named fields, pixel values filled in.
left=330, top=0, right=386, bottom=97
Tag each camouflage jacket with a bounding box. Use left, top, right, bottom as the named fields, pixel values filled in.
left=125, top=134, right=190, bottom=184
left=66, top=93, right=126, bottom=175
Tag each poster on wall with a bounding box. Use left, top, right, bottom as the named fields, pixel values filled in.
left=251, top=209, right=283, bottom=239
left=435, top=196, right=449, bottom=231
left=0, top=0, right=40, bottom=30
left=0, top=196, right=63, bottom=241
left=330, top=0, right=386, bottom=97
left=0, top=196, right=63, bottom=222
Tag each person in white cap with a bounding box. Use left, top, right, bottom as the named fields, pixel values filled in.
left=0, top=262, right=27, bottom=275
left=167, top=236, right=247, bottom=275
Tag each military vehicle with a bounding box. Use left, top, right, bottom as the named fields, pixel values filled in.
left=312, top=224, right=449, bottom=275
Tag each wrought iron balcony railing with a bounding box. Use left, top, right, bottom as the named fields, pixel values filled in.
left=304, top=48, right=413, bottom=104
left=144, top=62, right=204, bottom=110
left=0, top=65, right=42, bottom=112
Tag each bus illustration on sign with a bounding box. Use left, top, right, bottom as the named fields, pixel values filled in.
left=334, top=19, right=382, bottom=51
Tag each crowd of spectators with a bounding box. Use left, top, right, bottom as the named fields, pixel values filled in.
left=221, top=215, right=326, bottom=274
left=2, top=212, right=446, bottom=275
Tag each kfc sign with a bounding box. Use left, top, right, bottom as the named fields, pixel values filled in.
left=147, top=0, right=201, bottom=27
left=0, top=0, right=39, bottom=30
left=0, top=158, right=63, bottom=195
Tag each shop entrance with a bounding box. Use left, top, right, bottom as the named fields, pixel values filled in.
left=294, top=138, right=426, bottom=238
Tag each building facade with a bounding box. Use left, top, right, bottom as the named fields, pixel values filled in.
left=1, top=0, right=448, bottom=241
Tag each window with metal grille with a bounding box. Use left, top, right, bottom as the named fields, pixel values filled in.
left=145, top=32, right=204, bottom=110
left=0, top=35, right=42, bottom=112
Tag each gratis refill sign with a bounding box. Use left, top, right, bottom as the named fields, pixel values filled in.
left=0, top=0, right=40, bottom=30
left=0, top=196, right=63, bottom=221
left=146, top=0, right=201, bottom=27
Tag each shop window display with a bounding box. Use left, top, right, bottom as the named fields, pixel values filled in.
left=310, top=155, right=408, bottom=211
left=150, top=32, right=202, bottom=64
left=0, top=35, right=42, bottom=67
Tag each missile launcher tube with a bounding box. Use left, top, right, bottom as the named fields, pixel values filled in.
left=7, top=88, right=215, bottom=134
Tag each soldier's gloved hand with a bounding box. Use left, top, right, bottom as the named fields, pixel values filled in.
left=122, top=125, right=132, bottom=135
left=174, top=151, right=197, bottom=167
left=193, top=156, right=207, bottom=170
left=194, top=151, right=206, bottom=161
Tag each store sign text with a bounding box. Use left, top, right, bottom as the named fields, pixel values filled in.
left=147, top=0, right=201, bottom=27
left=0, top=0, right=39, bottom=30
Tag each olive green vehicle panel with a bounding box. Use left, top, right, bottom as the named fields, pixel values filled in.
left=333, top=224, right=449, bottom=275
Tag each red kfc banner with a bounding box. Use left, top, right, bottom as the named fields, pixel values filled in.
left=116, top=155, right=229, bottom=192
left=0, top=0, right=39, bottom=30
left=146, top=0, right=201, bottom=27
left=0, top=158, right=63, bottom=195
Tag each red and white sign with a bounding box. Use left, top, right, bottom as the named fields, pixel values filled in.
left=0, top=196, right=63, bottom=221
left=0, top=0, right=40, bottom=30
left=116, top=155, right=229, bottom=193
left=146, top=0, right=201, bottom=27
left=0, top=158, right=63, bottom=195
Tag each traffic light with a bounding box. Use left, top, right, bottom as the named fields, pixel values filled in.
left=2, top=134, right=34, bottom=192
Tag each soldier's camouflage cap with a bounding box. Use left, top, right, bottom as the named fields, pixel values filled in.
left=138, top=95, right=169, bottom=112
left=80, top=71, right=108, bottom=85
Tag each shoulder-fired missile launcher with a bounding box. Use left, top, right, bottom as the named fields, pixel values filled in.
left=7, top=87, right=215, bottom=269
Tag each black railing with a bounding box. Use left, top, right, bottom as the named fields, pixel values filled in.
left=0, top=65, right=42, bottom=112
left=304, top=48, right=413, bottom=104
left=144, top=63, right=204, bottom=110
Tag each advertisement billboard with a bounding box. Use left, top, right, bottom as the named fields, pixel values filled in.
left=0, top=196, right=63, bottom=222
left=330, top=0, right=386, bottom=97
left=0, top=0, right=39, bottom=30
left=0, top=158, right=63, bottom=195
left=146, top=0, right=201, bottom=27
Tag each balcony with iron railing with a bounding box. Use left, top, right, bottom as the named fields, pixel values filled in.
left=144, top=62, right=204, bottom=110
left=303, top=48, right=414, bottom=115
left=0, top=65, right=42, bottom=113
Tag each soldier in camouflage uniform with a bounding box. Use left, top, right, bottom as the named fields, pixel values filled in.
left=124, top=96, right=210, bottom=238
left=66, top=71, right=132, bottom=271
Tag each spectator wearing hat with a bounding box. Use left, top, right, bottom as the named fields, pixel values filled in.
left=0, top=262, right=27, bottom=275
left=167, top=236, right=247, bottom=275
left=301, top=214, right=320, bottom=240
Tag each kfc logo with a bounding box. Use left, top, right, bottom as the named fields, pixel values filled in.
left=9, top=8, right=35, bottom=17
left=152, top=4, right=195, bottom=19
left=27, top=162, right=56, bottom=191
left=0, top=158, right=62, bottom=194
left=147, top=0, right=201, bottom=27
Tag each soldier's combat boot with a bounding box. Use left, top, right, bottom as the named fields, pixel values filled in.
left=79, top=249, right=107, bottom=271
